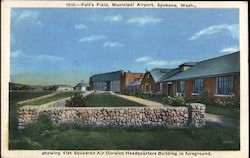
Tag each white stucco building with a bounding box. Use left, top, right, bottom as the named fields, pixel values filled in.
left=74, top=82, right=88, bottom=92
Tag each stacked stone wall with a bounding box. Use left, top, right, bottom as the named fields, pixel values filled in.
left=18, top=103, right=206, bottom=129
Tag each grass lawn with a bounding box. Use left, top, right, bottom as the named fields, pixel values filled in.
left=11, top=117, right=240, bottom=150
left=9, top=91, right=55, bottom=149
left=9, top=91, right=240, bottom=150
left=206, top=104, right=239, bottom=119
left=9, top=91, right=54, bottom=103
left=132, top=93, right=239, bottom=119
left=133, top=94, right=166, bottom=104
left=23, top=92, right=75, bottom=106
left=86, top=93, right=145, bottom=107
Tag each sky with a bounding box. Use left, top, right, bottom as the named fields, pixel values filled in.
left=10, top=8, right=239, bottom=86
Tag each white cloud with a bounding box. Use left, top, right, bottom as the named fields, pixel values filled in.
left=104, top=15, right=123, bottom=22
left=18, top=10, right=39, bottom=20
left=220, top=46, right=239, bottom=54
left=75, top=24, right=87, bottom=30
left=136, top=56, right=152, bottom=62
left=227, top=24, right=239, bottom=40
left=103, top=41, right=124, bottom=48
left=147, top=60, right=185, bottom=67
left=188, top=24, right=239, bottom=40
left=147, top=60, right=168, bottom=67
left=15, top=10, right=41, bottom=24
left=136, top=56, right=184, bottom=67
left=10, top=50, right=25, bottom=58
left=79, top=35, right=107, bottom=42
left=10, top=50, right=64, bottom=62
left=127, top=16, right=162, bottom=25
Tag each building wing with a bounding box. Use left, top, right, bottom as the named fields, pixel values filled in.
left=149, top=68, right=171, bottom=82
left=165, top=52, right=240, bottom=81
left=127, top=79, right=142, bottom=86
left=91, top=70, right=124, bottom=82
left=74, top=82, right=89, bottom=88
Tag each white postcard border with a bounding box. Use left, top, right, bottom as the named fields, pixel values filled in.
left=1, top=1, right=249, bottom=158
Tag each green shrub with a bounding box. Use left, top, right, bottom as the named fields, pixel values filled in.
left=215, top=96, right=240, bottom=113
left=167, top=95, right=186, bottom=107
left=65, top=93, right=88, bottom=107
left=25, top=114, right=56, bottom=138
left=216, top=96, right=239, bottom=107
left=196, top=89, right=212, bottom=105
left=138, top=93, right=146, bottom=98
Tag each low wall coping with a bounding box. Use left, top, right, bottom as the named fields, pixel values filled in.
left=19, top=106, right=188, bottom=110
left=18, top=102, right=206, bottom=129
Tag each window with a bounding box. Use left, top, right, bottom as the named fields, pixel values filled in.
left=145, top=83, right=151, bottom=92
left=128, top=79, right=133, bottom=84
left=193, top=79, right=203, bottom=93
left=159, top=83, right=163, bottom=92
left=177, top=81, right=185, bottom=94
left=146, top=73, right=150, bottom=78
left=216, top=76, right=233, bottom=95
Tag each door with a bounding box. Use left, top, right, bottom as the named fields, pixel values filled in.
left=145, top=83, right=151, bottom=92
left=167, top=84, right=172, bottom=97
left=105, top=81, right=110, bottom=91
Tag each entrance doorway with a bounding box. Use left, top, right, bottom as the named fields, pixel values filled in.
left=105, top=81, right=110, bottom=91
left=167, top=83, right=172, bottom=97
left=145, top=83, right=151, bottom=92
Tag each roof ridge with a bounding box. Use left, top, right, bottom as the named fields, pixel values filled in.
left=158, top=68, right=181, bottom=82
left=151, top=68, right=170, bottom=70
left=164, top=51, right=240, bottom=81
left=196, top=51, right=240, bottom=64
left=125, top=72, right=144, bottom=74
left=91, top=70, right=124, bottom=76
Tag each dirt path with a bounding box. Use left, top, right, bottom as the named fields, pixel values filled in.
left=205, top=113, right=240, bottom=130
left=17, top=92, right=58, bottom=105
left=114, top=94, right=165, bottom=107
left=42, top=91, right=94, bottom=108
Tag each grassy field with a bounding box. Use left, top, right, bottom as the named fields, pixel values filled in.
left=9, top=91, right=240, bottom=150
left=23, top=92, right=75, bottom=106
left=11, top=115, right=240, bottom=150
left=86, top=93, right=145, bottom=107
left=206, top=104, right=239, bottom=119
left=132, top=94, right=166, bottom=104
left=9, top=91, right=54, bottom=149
left=9, top=91, right=53, bottom=103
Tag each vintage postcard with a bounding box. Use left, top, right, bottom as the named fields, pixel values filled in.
left=1, top=1, right=248, bottom=158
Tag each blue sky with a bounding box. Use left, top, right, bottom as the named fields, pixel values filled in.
left=10, top=8, right=239, bottom=86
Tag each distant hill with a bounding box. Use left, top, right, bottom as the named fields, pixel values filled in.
left=9, top=82, right=43, bottom=91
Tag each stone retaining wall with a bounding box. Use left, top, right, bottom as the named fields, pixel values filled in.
left=18, top=103, right=206, bottom=129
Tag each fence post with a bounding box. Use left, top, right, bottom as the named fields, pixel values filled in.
left=18, top=106, right=40, bottom=130
left=188, top=103, right=206, bottom=128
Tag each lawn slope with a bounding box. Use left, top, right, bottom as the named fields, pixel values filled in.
left=86, top=93, right=145, bottom=107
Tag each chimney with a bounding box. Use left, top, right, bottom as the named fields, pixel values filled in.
left=179, top=62, right=196, bottom=72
